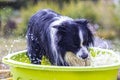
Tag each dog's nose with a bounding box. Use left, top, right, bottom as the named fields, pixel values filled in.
left=81, top=53, right=88, bottom=59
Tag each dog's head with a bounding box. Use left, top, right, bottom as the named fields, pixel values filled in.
left=50, top=17, right=94, bottom=63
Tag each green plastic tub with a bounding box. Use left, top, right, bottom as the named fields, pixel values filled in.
left=2, top=48, right=120, bottom=80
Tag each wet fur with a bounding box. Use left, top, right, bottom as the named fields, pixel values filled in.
left=26, top=9, right=94, bottom=66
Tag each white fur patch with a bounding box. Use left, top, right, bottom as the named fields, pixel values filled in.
left=76, top=30, right=89, bottom=58
left=50, top=16, right=73, bottom=27
left=50, top=27, right=58, bottom=65
left=49, top=16, right=73, bottom=65
left=79, top=30, right=84, bottom=46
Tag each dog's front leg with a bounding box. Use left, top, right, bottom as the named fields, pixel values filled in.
left=27, top=48, right=43, bottom=64
left=27, top=36, right=44, bottom=64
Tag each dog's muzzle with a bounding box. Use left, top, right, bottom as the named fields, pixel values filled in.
left=76, top=46, right=89, bottom=59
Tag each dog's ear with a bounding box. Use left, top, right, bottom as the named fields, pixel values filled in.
left=74, top=19, right=89, bottom=25
left=52, top=25, right=61, bottom=28
left=53, top=25, right=66, bottom=32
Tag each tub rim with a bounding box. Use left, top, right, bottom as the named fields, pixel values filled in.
left=2, top=47, right=120, bottom=72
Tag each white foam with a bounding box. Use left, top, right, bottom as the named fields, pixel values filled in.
left=90, top=51, right=120, bottom=66
left=50, top=27, right=58, bottom=65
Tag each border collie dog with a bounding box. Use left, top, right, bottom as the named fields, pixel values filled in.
left=26, top=9, right=94, bottom=66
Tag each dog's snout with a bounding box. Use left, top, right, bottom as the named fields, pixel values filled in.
left=81, top=53, right=88, bottom=59
left=76, top=51, right=89, bottom=59
left=76, top=46, right=89, bottom=59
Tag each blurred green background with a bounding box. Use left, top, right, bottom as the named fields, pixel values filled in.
left=0, top=0, right=120, bottom=61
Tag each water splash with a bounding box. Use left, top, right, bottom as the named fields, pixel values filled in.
left=5, top=40, right=15, bottom=54
left=94, top=37, right=112, bottom=49
left=3, top=38, right=26, bottom=56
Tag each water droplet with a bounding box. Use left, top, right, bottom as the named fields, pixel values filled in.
left=32, top=58, right=35, bottom=61
left=11, top=45, right=13, bottom=47
left=14, top=39, right=20, bottom=42
left=31, top=36, right=34, bottom=41
left=35, top=49, right=38, bottom=51
left=36, top=58, right=40, bottom=61
left=5, top=45, right=8, bottom=47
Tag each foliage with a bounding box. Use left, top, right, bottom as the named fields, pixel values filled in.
left=0, top=7, right=14, bottom=37
left=0, top=8, right=13, bottom=22
left=15, top=1, right=99, bottom=36
left=7, top=1, right=120, bottom=39
left=14, top=1, right=60, bottom=36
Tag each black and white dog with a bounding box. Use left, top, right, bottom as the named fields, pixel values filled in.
left=26, top=9, right=94, bottom=66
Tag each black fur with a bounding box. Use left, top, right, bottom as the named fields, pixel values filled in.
left=26, top=9, right=94, bottom=66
